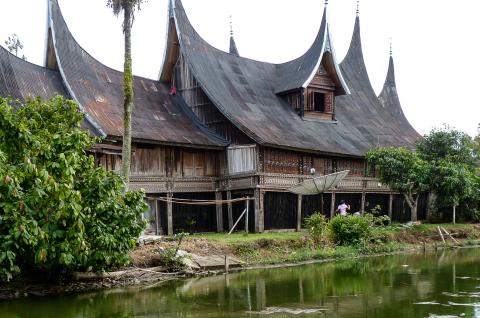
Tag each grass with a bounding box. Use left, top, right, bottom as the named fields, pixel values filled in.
left=184, top=224, right=480, bottom=265
left=191, top=231, right=304, bottom=244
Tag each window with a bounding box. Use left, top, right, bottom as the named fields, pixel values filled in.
left=182, top=152, right=207, bottom=177
left=313, top=92, right=325, bottom=112
left=227, top=145, right=256, bottom=174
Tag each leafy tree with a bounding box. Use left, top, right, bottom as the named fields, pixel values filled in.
left=416, top=126, right=477, bottom=166
left=366, top=147, right=430, bottom=221
left=107, top=0, right=146, bottom=185
left=417, top=127, right=479, bottom=223
left=0, top=96, right=146, bottom=281
left=474, top=124, right=480, bottom=174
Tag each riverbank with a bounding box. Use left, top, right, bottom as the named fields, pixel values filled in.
left=1, top=223, right=479, bottom=299
left=132, top=223, right=480, bottom=266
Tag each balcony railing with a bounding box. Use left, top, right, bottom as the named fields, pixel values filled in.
left=129, top=173, right=390, bottom=193
left=129, top=175, right=217, bottom=193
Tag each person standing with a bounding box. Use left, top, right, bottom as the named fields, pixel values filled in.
left=336, top=200, right=350, bottom=216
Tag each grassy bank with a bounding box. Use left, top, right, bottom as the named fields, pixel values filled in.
left=132, top=223, right=480, bottom=267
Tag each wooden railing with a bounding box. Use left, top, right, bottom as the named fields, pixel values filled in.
left=129, top=173, right=390, bottom=194
left=130, top=175, right=217, bottom=193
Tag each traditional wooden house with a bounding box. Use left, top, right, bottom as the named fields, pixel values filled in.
left=0, top=0, right=426, bottom=235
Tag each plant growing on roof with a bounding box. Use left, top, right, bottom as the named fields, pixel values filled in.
left=106, top=0, right=147, bottom=186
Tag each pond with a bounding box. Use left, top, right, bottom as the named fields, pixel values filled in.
left=1, top=248, right=480, bottom=317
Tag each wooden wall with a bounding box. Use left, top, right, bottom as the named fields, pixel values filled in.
left=260, top=147, right=365, bottom=177
left=97, top=144, right=221, bottom=177
left=173, top=54, right=251, bottom=145
left=264, top=192, right=298, bottom=230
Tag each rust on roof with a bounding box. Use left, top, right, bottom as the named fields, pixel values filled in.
left=48, top=0, right=227, bottom=149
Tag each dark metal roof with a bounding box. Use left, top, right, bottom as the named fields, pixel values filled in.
left=172, top=0, right=366, bottom=156
left=168, top=0, right=420, bottom=155
left=336, top=17, right=420, bottom=148
left=229, top=35, right=239, bottom=56
left=378, top=55, right=419, bottom=139
left=48, top=0, right=227, bottom=149
left=0, top=45, right=66, bottom=101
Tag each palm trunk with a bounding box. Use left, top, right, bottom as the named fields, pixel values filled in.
left=121, top=5, right=134, bottom=186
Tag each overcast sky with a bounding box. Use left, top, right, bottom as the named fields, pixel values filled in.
left=1, top=0, right=479, bottom=137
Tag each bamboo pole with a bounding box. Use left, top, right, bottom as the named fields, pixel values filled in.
left=437, top=226, right=446, bottom=244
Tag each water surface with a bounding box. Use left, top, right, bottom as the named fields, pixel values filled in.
left=1, top=248, right=480, bottom=317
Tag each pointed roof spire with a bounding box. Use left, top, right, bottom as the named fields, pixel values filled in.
left=356, top=0, right=360, bottom=16
left=229, top=15, right=239, bottom=56
left=389, top=38, right=393, bottom=56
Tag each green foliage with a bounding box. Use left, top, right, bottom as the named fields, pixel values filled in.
left=366, top=147, right=430, bottom=195
left=329, top=215, right=372, bottom=246
left=416, top=127, right=477, bottom=166
left=328, top=213, right=390, bottom=246
left=0, top=96, right=147, bottom=281
left=416, top=127, right=480, bottom=221
left=158, top=247, right=185, bottom=272
left=304, top=213, right=328, bottom=242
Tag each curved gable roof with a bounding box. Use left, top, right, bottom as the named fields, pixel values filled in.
left=275, top=7, right=349, bottom=95
left=378, top=55, right=420, bottom=140
left=0, top=45, right=66, bottom=101
left=336, top=16, right=420, bottom=148
left=170, top=0, right=367, bottom=156
left=48, top=0, right=227, bottom=148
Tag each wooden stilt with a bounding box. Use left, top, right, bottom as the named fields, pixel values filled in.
left=330, top=192, right=336, bottom=218
left=227, top=191, right=233, bottom=230
left=167, top=193, right=173, bottom=236
left=388, top=193, right=393, bottom=224
left=296, top=194, right=303, bottom=231
left=215, top=191, right=224, bottom=232
left=254, top=189, right=264, bottom=233
left=361, top=192, right=366, bottom=213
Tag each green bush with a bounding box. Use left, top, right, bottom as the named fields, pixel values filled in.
left=304, top=212, right=328, bottom=242
left=0, top=96, right=147, bottom=281
left=158, top=247, right=185, bottom=272
left=329, top=215, right=371, bottom=246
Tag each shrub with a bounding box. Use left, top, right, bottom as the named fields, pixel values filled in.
left=0, top=96, right=147, bottom=281
left=158, top=247, right=185, bottom=272
left=304, top=213, right=328, bottom=242
left=329, top=215, right=371, bottom=246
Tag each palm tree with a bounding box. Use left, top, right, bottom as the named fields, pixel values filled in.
left=107, top=0, right=145, bottom=186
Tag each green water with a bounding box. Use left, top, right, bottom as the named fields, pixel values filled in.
left=2, top=248, right=480, bottom=317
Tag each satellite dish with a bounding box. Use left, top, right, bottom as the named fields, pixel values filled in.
left=288, top=170, right=349, bottom=195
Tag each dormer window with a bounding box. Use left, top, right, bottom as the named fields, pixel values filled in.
left=304, top=88, right=335, bottom=120
left=313, top=92, right=325, bottom=112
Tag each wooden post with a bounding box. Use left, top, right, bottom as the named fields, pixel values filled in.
left=320, top=194, right=324, bottom=214
left=296, top=194, right=303, bottom=231
left=215, top=191, right=224, bottom=232
left=330, top=192, right=336, bottom=218
left=452, top=205, right=456, bottom=225
left=227, top=191, right=233, bottom=230
left=254, top=189, right=264, bottom=233
left=153, top=198, right=159, bottom=235
left=167, top=193, right=173, bottom=236
left=361, top=192, right=366, bottom=213
left=388, top=193, right=393, bottom=224
left=245, top=197, right=249, bottom=233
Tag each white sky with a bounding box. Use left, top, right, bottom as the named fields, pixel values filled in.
left=1, top=0, right=479, bottom=137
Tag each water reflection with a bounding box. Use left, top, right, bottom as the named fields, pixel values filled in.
left=1, top=248, right=480, bottom=317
